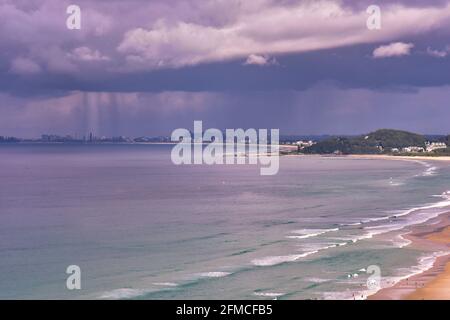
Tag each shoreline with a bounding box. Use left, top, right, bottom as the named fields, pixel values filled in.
left=346, top=154, right=450, bottom=162
left=287, top=154, right=450, bottom=162
left=369, top=213, right=450, bottom=300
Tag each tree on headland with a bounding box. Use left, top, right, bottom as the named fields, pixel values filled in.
left=303, top=129, right=427, bottom=155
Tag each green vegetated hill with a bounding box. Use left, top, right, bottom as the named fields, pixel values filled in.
left=303, top=129, right=427, bottom=155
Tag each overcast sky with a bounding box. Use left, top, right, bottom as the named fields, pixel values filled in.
left=2, top=0, right=450, bottom=137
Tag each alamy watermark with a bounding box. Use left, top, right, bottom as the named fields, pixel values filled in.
left=171, top=121, right=279, bottom=176
left=66, top=265, right=81, bottom=290
left=366, top=265, right=381, bottom=290
left=66, top=5, right=81, bottom=30
left=367, top=5, right=381, bottom=30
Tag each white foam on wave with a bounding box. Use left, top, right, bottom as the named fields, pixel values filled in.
left=389, top=177, right=405, bottom=186
left=346, top=194, right=450, bottom=245
left=323, top=251, right=450, bottom=300
left=413, top=160, right=438, bottom=177
left=254, top=292, right=285, bottom=298
left=297, top=242, right=348, bottom=252
left=370, top=250, right=450, bottom=298
left=286, top=228, right=339, bottom=239
left=251, top=240, right=348, bottom=267
left=339, top=221, right=362, bottom=226
left=391, top=231, right=412, bottom=248
left=422, top=166, right=438, bottom=177
left=198, top=271, right=231, bottom=278
left=362, top=215, right=391, bottom=223
left=100, top=288, right=148, bottom=299
left=350, top=192, right=450, bottom=243
left=305, top=277, right=332, bottom=283
left=393, top=195, right=450, bottom=219
left=153, top=282, right=178, bottom=287
left=390, top=182, right=405, bottom=187
left=251, top=251, right=318, bottom=267
left=341, top=192, right=450, bottom=228
left=375, top=200, right=450, bottom=236
left=333, top=233, right=375, bottom=244
left=402, top=251, right=446, bottom=276
left=341, top=190, right=450, bottom=229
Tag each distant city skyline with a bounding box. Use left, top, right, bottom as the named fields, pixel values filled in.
left=1, top=128, right=449, bottom=143
left=2, top=1, right=450, bottom=137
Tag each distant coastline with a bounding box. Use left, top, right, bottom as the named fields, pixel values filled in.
left=300, top=129, right=450, bottom=157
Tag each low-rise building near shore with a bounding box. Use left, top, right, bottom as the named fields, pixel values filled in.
left=402, top=146, right=425, bottom=153
left=426, top=142, right=447, bottom=152
left=295, top=140, right=316, bottom=150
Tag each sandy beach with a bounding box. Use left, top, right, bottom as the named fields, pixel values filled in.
left=369, top=213, right=450, bottom=300
left=347, top=154, right=450, bottom=162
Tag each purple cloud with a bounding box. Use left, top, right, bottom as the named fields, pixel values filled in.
left=9, top=57, right=42, bottom=75
left=373, top=42, right=414, bottom=58
left=2, top=0, right=450, bottom=74
left=1, top=0, right=450, bottom=137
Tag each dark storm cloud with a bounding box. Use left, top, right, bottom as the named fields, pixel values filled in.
left=4, top=41, right=450, bottom=95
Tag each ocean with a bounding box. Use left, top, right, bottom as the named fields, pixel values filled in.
left=0, top=144, right=449, bottom=299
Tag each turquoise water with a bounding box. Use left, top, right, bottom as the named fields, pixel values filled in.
left=0, top=144, right=449, bottom=299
